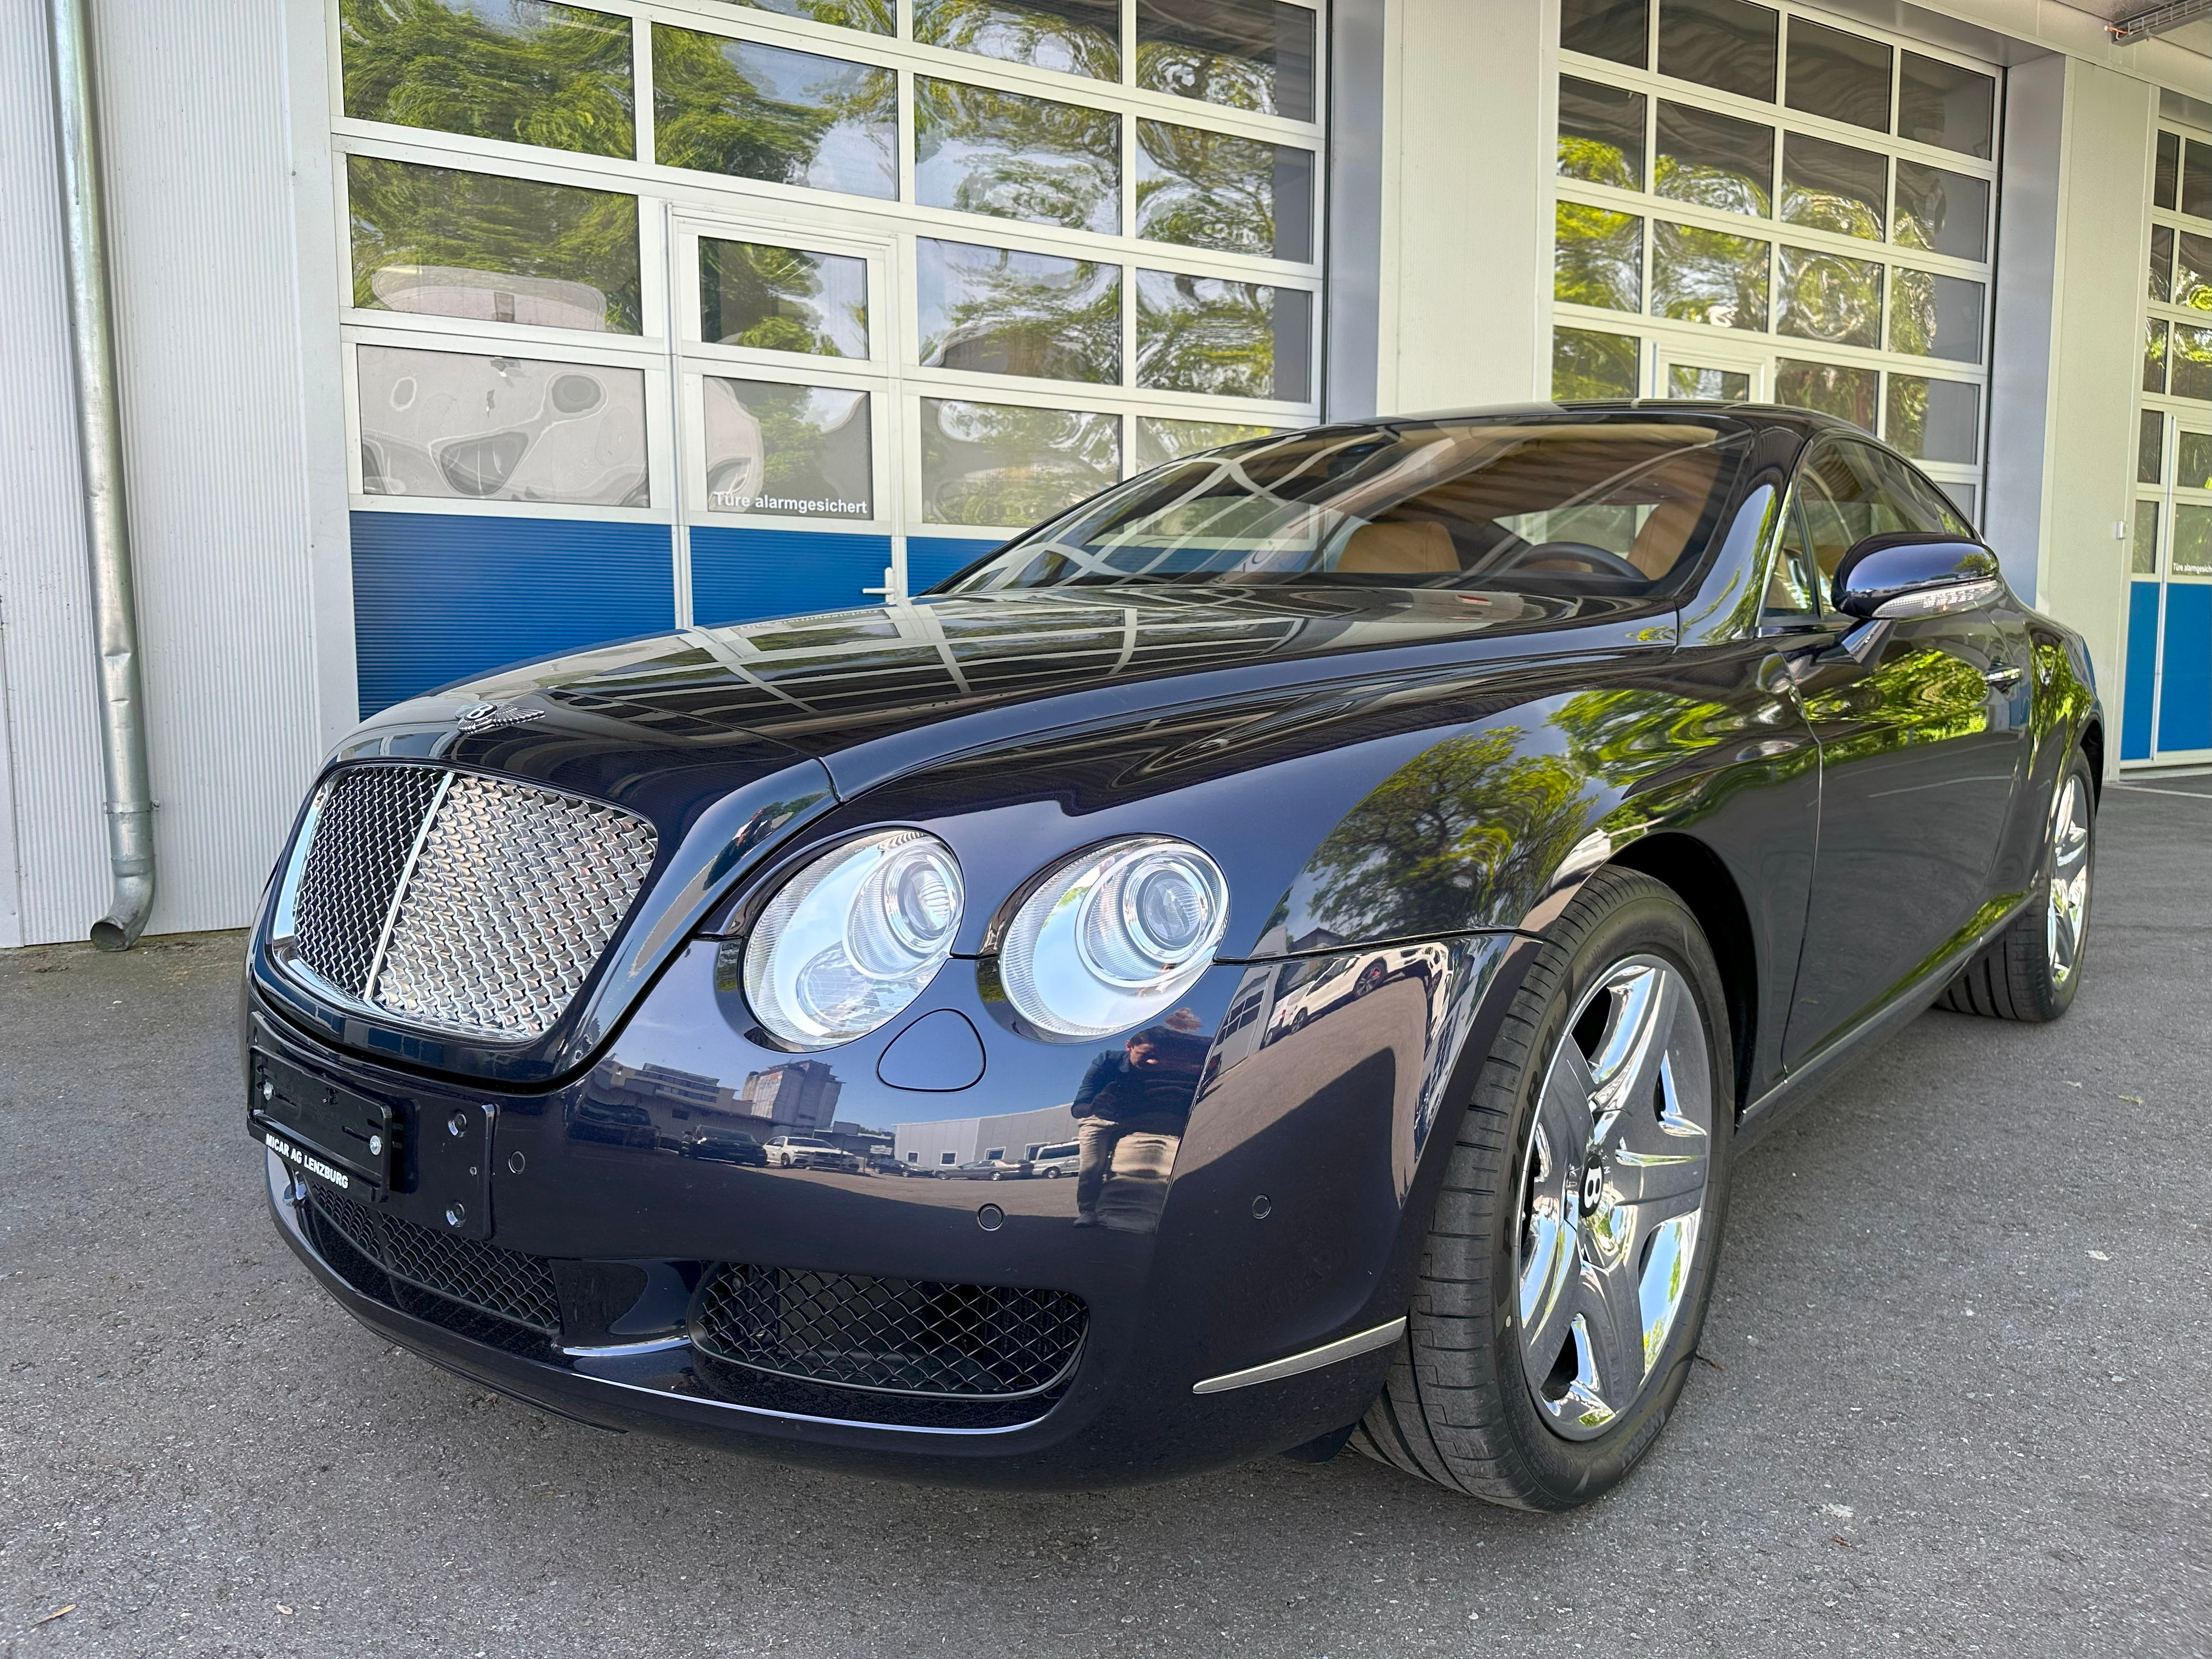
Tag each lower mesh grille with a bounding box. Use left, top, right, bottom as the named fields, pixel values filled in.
left=692, top=1265, right=1086, bottom=1400
left=306, top=1187, right=561, bottom=1335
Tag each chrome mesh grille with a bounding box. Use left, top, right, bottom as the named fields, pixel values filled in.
left=692, top=1265, right=1087, bottom=1400
left=278, top=764, right=657, bottom=1042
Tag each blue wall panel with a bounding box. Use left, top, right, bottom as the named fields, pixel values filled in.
left=907, top=534, right=1002, bottom=592
left=2122, top=581, right=2161, bottom=761
left=352, top=511, right=675, bottom=717
left=2158, top=582, right=2212, bottom=754
left=690, top=526, right=891, bottom=628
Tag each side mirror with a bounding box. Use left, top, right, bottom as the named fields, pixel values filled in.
left=1832, top=533, right=2005, bottom=620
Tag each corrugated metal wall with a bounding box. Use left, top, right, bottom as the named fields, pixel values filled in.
left=0, top=2, right=330, bottom=946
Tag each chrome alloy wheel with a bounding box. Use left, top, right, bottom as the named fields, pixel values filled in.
left=1515, top=956, right=1714, bottom=1440
left=2046, top=774, right=2092, bottom=988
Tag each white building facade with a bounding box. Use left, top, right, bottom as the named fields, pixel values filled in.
left=0, top=0, right=2204, bottom=945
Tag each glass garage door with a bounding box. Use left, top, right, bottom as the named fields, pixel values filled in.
left=2123, top=121, right=2212, bottom=764
left=332, top=0, right=1327, bottom=713
left=1548, top=0, right=1997, bottom=526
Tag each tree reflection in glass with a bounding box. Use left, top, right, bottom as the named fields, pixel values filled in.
left=1137, top=120, right=1313, bottom=261
left=2175, top=325, right=2212, bottom=402
left=348, top=155, right=641, bottom=332
left=653, top=26, right=895, bottom=199
left=1893, top=162, right=1988, bottom=262
left=1553, top=326, right=1641, bottom=398
left=917, top=239, right=1120, bottom=384
left=1774, top=357, right=1876, bottom=432
left=723, top=0, right=893, bottom=31
left=915, top=78, right=1121, bottom=234
left=1558, top=77, right=1646, bottom=191
left=340, top=0, right=635, bottom=157
left=703, top=379, right=873, bottom=519
left=1781, top=133, right=1883, bottom=241
left=2146, top=319, right=2170, bottom=396
left=916, top=0, right=1119, bottom=78
left=1135, top=416, right=1278, bottom=472
left=2174, top=505, right=2212, bottom=575
left=2177, top=233, right=2212, bottom=313
left=1651, top=222, right=1768, bottom=330
left=1898, top=52, right=1994, bottom=160
left=1555, top=203, right=1643, bottom=313
left=1655, top=102, right=1772, bottom=217
left=700, top=239, right=868, bottom=357
left=1137, top=272, right=1310, bottom=400
left=919, top=397, right=1121, bottom=526
left=1776, top=246, right=1881, bottom=348
left=1883, top=375, right=1977, bottom=465
left=1136, top=0, right=1314, bottom=122
left=2134, top=501, right=2160, bottom=576
left=1889, top=269, right=1983, bottom=363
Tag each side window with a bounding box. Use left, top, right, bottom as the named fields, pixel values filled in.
left=1797, top=444, right=1864, bottom=583
left=1837, top=441, right=1964, bottom=537
left=1766, top=490, right=1822, bottom=621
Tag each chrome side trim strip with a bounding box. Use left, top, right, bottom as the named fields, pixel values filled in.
left=1191, top=1317, right=1407, bottom=1396
left=561, top=1337, right=692, bottom=1360
left=362, top=768, right=454, bottom=1002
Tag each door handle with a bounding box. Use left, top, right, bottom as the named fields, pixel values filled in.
left=1983, top=666, right=2023, bottom=690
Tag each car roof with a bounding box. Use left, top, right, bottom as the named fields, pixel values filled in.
left=1365, top=399, right=1846, bottom=438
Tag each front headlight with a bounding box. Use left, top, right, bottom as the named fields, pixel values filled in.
left=744, top=830, right=963, bottom=1049
left=998, top=837, right=1228, bottom=1038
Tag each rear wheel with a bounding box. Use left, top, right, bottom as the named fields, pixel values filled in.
left=1937, top=751, right=2095, bottom=1023
left=1350, top=868, right=1734, bottom=1509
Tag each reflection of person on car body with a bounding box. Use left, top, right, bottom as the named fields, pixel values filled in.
left=1070, top=1010, right=1206, bottom=1229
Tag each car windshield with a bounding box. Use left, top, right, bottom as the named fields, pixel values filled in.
left=939, top=417, right=1753, bottom=597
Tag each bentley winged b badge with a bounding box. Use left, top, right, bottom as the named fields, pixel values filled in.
left=454, top=700, right=546, bottom=735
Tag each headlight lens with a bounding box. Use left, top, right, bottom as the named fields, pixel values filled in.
left=743, top=830, right=963, bottom=1049
left=998, top=837, right=1228, bottom=1037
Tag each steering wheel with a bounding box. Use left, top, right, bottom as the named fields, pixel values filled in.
left=1491, top=540, right=1648, bottom=580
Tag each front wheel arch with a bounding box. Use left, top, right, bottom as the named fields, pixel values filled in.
left=1602, top=833, right=1759, bottom=1116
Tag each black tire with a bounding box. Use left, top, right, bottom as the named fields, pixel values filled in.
left=1349, top=867, right=1735, bottom=1510
left=1937, top=748, right=2096, bottom=1024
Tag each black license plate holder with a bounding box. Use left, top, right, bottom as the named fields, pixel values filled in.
left=249, top=1052, right=394, bottom=1198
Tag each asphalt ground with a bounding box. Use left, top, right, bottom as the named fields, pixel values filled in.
left=2, top=781, right=2207, bottom=1658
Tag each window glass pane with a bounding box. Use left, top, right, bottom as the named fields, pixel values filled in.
left=1776, top=247, right=1881, bottom=348
left=1137, top=120, right=1313, bottom=260
left=2180, top=431, right=2212, bottom=489
left=1942, top=481, right=1975, bottom=526
left=1785, top=18, right=1890, bottom=133
left=2146, top=319, right=2170, bottom=395
left=2175, top=324, right=2212, bottom=402
left=919, top=397, right=1121, bottom=525
left=1656, top=102, right=1773, bottom=216
left=1884, top=374, right=1977, bottom=464
left=2134, top=499, right=2161, bottom=574
left=2140, top=409, right=2165, bottom=485
left=1652, top=222, right=1768, bottom=330
left=654, top=27, right=895, bottom=199
left=1137, top=272, right=1310, bottom=400
left=2151, top=225, right=2177, bottom=306
left=2177, top=233, right=2212, bottom=313
left=916, top=0, right=1119, bottom=78
left=1893, top=161, right=1988, bottom=262
left=700, top=239, right=868, bottom=357
left=1768, top=495, right=1820, bottom=616
left=2186, top=140, right=2212, bottom=222
left=915, top=78, right=1121, bottom=234
left=340, top=0, right=634, bottom=157
left=1136, top=0, right=1314, bottom=122
left=1135, top=416, right=1279, bottom=471
left=356, top=345, right=648, bottom=505
left=1782, top=133, right=1884, bottom=240
left=1559, top=77, right=1646, bottom=191
left=1857, top=442, right=1966, bottom=534
left=703, top=380, right=872, bottom=518
left=1775, top=358, right=1876, bottom=431
left=1553, top=326, right=1641, bottom=398
left=1657, top=0, right=1777, bottom=102
left=1562, top=0, right=1648, bottom=66
left=2176, top=505, right=2212, bottom=575
left=2155, top=131, right=2180, bottom=212
left=918, top=239, right=1120, bottom=383
left=1667, top=364, right=1751, bottom=400
left=724, top=0, right=891, bottom=30
left=1889, top=269, right=1983, bottom=363
left=1897, top=53, right=1992, bottom=159
left=1555, top=203, right=1644, bottom=313
left=347, top=156, right=640, bottom=333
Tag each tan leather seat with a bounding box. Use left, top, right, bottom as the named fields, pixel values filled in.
left=1628, top=496, right=1705, bottom=578
left=1336, top=520, right=1459, bottom=574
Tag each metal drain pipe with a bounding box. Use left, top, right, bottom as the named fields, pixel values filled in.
left=48, top=0, right=155, bottom=950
